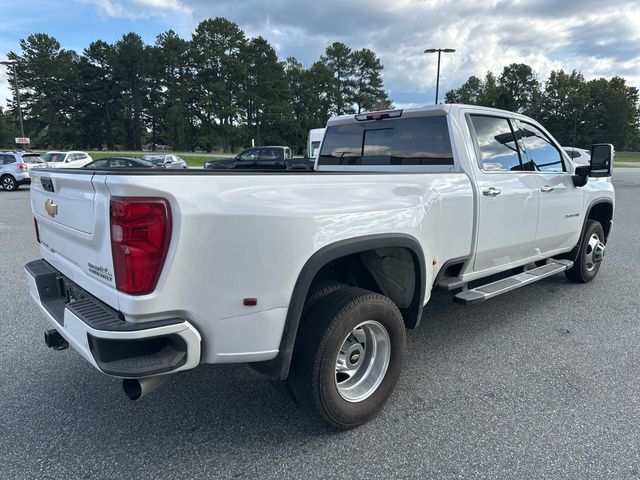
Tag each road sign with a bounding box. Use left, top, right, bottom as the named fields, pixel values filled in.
left=15, top=137, right=30, bottom=144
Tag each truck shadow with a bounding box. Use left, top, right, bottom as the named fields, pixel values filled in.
left=13, top=273, right=588, bottom=462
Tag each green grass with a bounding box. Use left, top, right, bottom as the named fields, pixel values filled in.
left=615, top=153, right=640, bottom=163
left=86, top=151, right=230, bottom=167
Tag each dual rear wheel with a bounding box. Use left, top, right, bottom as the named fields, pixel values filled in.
left=287, top=286, right=406, bottom=429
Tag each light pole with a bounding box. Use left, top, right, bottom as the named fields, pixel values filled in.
left=424, top=48, right=455, bottom=104
left=0, top=60, right=25, bottom=138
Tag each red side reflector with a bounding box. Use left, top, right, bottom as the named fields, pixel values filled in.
left=110, top=197, right=171, bottom=295
left=243, top=298, right=258, bottom=306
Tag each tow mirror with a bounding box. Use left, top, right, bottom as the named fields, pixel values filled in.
left=590, top=143, right=614, bottom=177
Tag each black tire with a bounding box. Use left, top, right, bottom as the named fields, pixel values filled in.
left=262, top=281, right=349, bottom=403
left=289, top=287, right=406, bottom=429
left=302, top=280, right=348, bottom=317
left=1, top=175, right=17, bottom=191
left=565, top=219, right=605, bottom=283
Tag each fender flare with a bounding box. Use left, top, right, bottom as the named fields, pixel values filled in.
left=563, top=198, right=614, bottom=262
left=251, top=233, right=426, bottom=380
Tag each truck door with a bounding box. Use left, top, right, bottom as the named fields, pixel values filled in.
left=515, top=120, right=584, bottom=254
left=468, top=114, right=540, bottom=272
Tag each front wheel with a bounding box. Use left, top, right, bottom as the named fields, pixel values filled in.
left=1, top=175, right=17, bottom=191
left=289, top=287, right=406, bottom=429
left=566, top=219, right=606, bottom=283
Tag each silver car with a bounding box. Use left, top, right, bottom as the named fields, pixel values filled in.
left=0, top=152, right=47, bottom=191
left=141, top=153, right=188, bottom=169
left=564, top=147, right=591, bottom=165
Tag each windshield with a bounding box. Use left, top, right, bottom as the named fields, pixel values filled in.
left=43, top=152, right=66, bottom=162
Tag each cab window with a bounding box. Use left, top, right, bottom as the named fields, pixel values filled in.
left=517, top=122, right=565, bottom=172
left=470, top=115, right=523, bottom=172
left=239, top=149, right=258, bottom=161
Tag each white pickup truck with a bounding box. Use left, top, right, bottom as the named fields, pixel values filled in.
left=25, top=104, right=614, bottom=429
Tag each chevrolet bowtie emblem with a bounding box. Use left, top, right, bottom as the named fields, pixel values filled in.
left=45, top=199, right=58, bottom=217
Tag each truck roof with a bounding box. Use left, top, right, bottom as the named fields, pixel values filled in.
left=326, top=103, right=536, bottom=126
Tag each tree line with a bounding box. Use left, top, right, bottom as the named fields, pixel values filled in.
left=445, top=64, right=640, bottom=151
left=1, top=18, right=638, bottom=154
left=0, top=17, right=390, bottom=153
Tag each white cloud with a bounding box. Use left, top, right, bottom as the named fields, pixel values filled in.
left=89, top=0, right=191, bottom=19
left=3, top=0, right=639, bottom=110
left=133, top=0, right=192, bottom=14
left=182, top=0, right=640, bottom=106
left=0, top=66, right=10, bottom=112
left=91, top=0, right=133, bottom=18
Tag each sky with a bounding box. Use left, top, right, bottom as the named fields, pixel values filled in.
left=1, top=0, right=639, bottom=110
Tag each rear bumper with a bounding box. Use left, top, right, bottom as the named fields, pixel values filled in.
left=25, top=259, right=201, bottom=378
left=15, top=172, right=30, bottom=184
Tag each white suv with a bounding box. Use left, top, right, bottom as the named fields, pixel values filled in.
left=42, top=151, right=93, bottom=168
left=0, top=152, right=46, bottom=191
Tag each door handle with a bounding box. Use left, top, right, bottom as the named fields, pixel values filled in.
left=482, top=187, right=501, bottom=197
left=540, top=185, right=554, bottom=193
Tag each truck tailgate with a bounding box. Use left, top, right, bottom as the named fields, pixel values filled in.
left=31, top=171, right=96, bottom=233
left=30, top=170, right=118, bottom=308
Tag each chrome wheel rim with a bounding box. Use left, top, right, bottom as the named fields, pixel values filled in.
left=2, top=177, right=14, bottom=189
left=585, top=233, right=605, bottom=272
left=335, top=320, right=391, bottom=403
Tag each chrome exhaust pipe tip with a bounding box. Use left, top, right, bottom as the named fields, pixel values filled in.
left=122, top=375, right=171, bottom=401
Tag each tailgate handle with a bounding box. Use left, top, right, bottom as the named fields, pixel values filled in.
left=41, top=177, right=55, bottom=192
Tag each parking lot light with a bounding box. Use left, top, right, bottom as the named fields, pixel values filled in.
left=424, top=48, right=456, bottom=104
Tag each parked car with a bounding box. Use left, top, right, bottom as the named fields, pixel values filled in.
left=204, top=146, right=313, bottom=170
left=564, top=147, right=590, bottom=165
left=26, top=104, right=614, bottom=429
left=84, top=157, right=156, bottom=169
left=42, top=151, right=93, bottom=168
left=141, top=153, right=188, bottom=169
left=0, top=151, right=46, bottom=191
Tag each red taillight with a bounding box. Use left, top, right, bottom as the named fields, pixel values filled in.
left=34, top=218, right=40, bottom=243
left=17, top=163, right=26, bottom=171
left=110, top=197, right=171, bottom=295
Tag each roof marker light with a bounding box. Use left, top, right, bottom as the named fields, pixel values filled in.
left=355, top=109, right=403, bottom=121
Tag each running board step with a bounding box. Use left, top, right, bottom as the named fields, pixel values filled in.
left=454, top=260, right=573, bottom=305
left=437, top=277, right=467, bottom=291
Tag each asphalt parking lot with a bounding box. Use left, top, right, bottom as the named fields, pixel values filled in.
left=1, top=170, right=639, bottom=479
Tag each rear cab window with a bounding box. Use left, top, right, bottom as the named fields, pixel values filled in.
left=318, top=115, right=454, bottom=170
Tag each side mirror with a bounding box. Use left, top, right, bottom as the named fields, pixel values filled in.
left=572, top=165, right=590, bottom=187
left=590, top=143, right=614, bottom=177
